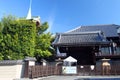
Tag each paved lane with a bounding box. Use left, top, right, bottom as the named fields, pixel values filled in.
left=33, top=76, right=120, bottom=80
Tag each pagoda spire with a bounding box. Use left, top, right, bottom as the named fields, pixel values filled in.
left=26, top=0, right=32, bottom=19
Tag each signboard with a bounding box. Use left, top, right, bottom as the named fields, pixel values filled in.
left=29, top=61, right=35, bottom=66
left=62, top=66, right=77, bottom=74
left=57, top=53, right=67, bottom=57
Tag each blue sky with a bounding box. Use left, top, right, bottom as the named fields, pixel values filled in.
left=0, top=0, right=120, bottom=33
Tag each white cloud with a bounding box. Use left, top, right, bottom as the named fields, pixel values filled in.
left=47, top=16, right=54, bottom=32
left=46, top=9, right=56, bottom=32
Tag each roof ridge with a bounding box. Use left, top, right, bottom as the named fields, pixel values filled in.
left=65, top=26, right=81, bottom=33
left=81, top=24, right=118, bottom=27
left=63, top=30, right=102, bottom=35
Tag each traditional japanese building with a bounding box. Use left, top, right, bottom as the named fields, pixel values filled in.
left=52, top=24, right=120, bottom=65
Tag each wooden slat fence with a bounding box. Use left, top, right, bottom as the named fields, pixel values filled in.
left=28, top=65, right=120, bottom=78
left=29, top=65, right=62, bottom=78
left=77, top=64, right=120, bottom=76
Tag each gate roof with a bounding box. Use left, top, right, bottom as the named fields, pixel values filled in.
left=63, top=56, right=77, bottom=62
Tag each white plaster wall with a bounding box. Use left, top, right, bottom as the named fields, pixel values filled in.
left=0, top=64, right=23, bottom=80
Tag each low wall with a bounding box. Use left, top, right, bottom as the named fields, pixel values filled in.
left=0, top=60, right=24, bottom=80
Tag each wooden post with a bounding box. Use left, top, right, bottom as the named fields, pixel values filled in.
left=24, top=61, right=29, bottom=78
left=23, top=57, right=36, bottom=78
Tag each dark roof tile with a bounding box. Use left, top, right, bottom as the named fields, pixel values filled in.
left=0, top=60, right=23, bottom=65
left=53, top=31, right=110, bottom=46
left=67, top=24, right=120, bottom=37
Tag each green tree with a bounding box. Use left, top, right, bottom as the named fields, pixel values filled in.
left=35, top=22, right=54, bottom=61
left=0, top=15, right=53, bottom=60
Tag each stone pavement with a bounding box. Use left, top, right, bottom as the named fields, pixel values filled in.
left=32, top=76, right=120, bottom=80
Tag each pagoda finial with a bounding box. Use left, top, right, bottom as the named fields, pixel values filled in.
left=26, top=0, right=32, bottom=19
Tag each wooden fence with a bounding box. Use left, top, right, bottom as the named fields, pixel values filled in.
left=28, top=65, right=120, bottom=79
left=77, top=65, right=120, bottom=76
left=28, top=65, right=62, bottom=78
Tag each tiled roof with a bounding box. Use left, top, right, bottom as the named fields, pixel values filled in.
left=24, top=57, right=36, bottom=61
left=0, top=60, right=23, bottom=65
left=67, top=24, right=120, bottom=37
left=52, top=31, right=110, bottom=46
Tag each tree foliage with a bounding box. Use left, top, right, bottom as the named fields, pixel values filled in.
left=0, top=15, right=53, bottom=60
